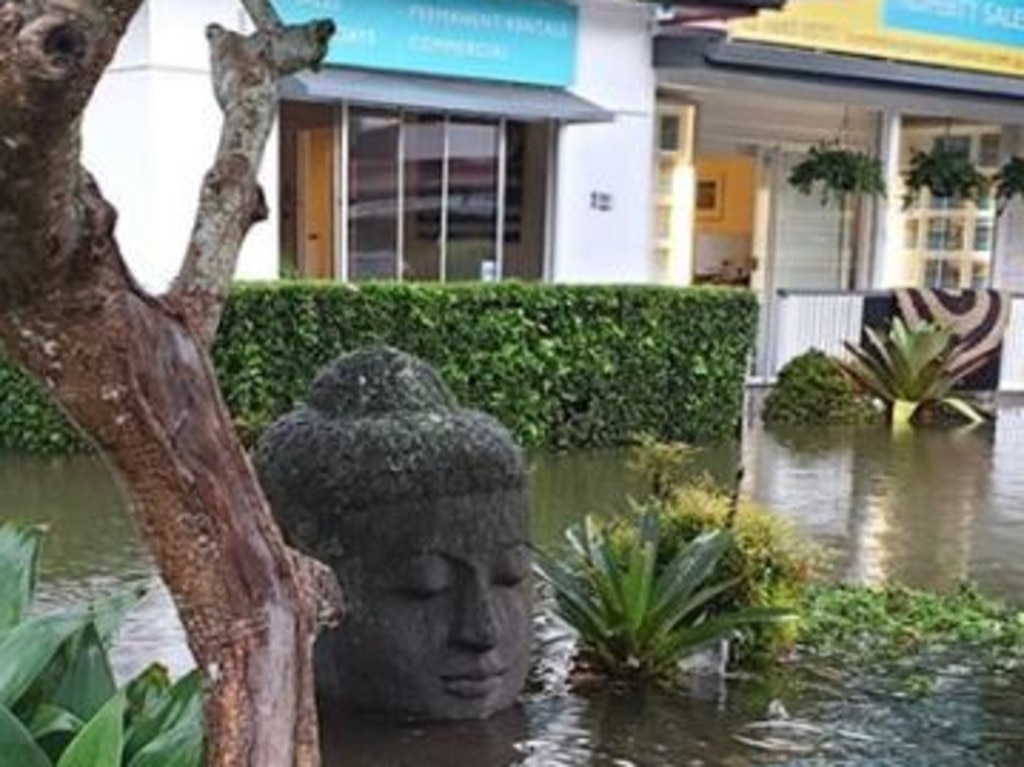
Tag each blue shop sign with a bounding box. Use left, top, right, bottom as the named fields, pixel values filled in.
left=275, top=0, right=578, bottom=87
left=885, top=0, right=1024, bottom=49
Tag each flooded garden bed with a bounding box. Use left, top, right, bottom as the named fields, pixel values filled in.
left=5, top=398, right=1024, bottom=765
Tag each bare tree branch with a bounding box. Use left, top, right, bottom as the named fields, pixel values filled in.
left=0, top=0, right=142, bottom=309
left=239, top=0, right=283, bottom=31
left=0, top=0, right=142, bottom=128
left=169, top=18, right=333, bottom=347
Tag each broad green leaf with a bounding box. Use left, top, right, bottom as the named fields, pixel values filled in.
left=56, top=691, right=125, bottom=767
left=0, top=522, right=45, bottom=633
left=0, top=702, right=51, bottom=767
left=126, top=672, right=204, bottom=767
left=622, top=538, right=656, bottom=635
left=652, top=531, right=732, bottom=615
left=52, top=625, right=116, bottom=723
left=26, top=703, right=83, bottom=741
left=943, top=396, right=985, bottom=425
left=665, top=607, right=795, bottom=662
left=128, top=720, right=203, bottom=767
left=125, top=664, right=172, bottom=727
left=125, top=670, right=203, bottom=764
left=533, top=558, right=609, bottom=640
left=0, top=612, right=89, bottom=709
left=646, top=577, right=743, bottom=646
left=86, top=584, right=149, bottom=648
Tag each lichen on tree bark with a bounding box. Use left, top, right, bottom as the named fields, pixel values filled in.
left=0, top=1, right=339, bottom=765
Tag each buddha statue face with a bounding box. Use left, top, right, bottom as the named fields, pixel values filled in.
left=254, top=346, right=533, bottom=722
left=317, top=488, right=531, bottom=720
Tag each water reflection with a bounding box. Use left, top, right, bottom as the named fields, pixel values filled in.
left=0, top=455, right=192, bottom=679
left=744, top=404, right=1021, bottom=601
left=320, top=706, right=529, bottom=767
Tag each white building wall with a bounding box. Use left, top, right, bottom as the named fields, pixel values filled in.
left=82, top=0, right=279, bottom=293
left=85, top=0, right=655, bottom=290
left=553, top=1, right=656, bottom=283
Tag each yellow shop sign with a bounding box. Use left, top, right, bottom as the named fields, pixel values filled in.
left=730, top=0, right=1024, bottom=78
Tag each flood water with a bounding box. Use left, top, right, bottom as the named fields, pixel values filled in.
left=5, top=398, right=1024, bottom=765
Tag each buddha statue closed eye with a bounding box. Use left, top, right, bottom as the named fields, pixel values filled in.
left=254, top=347, right=531, bottom=721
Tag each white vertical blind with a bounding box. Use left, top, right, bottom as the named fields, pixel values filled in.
left=771, top=151, right=847, bottom=291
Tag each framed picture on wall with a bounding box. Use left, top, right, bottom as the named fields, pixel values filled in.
left=696, top=174, right=724, bottom=222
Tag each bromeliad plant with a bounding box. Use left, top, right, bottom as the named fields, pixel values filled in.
left=837, top=317, right=989, bottom=428
left=0, top=522, right=203, bottom=767
left=535, top=508, right=791, bottom=679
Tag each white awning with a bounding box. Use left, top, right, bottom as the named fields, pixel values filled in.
left=280, top=67, right=614, bottom=124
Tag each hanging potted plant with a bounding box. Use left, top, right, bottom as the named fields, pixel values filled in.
left=788, top=141, right=887, bottom=289
left=788, top=141, right=887, bottom=204
left=977, top=155, right=1024, bottom=286
left=902, top=144, right=989, bottom=210
left=994, top=156, right=1024, bottom=216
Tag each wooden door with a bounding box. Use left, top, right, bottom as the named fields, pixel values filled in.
left=298, top=126, right=335, bottom=279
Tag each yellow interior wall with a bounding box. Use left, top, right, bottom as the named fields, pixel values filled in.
left=695, top=156, right=755, bottom=236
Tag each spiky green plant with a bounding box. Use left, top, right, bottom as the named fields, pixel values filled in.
left=836, top=317, right=989, bottom=428
left=535, top=510, right=791, bottom=678
left=0, top=522, right=203, bottom=767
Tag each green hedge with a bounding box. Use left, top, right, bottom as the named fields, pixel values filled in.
left=0, top=363, right=89, bottom=455
left=0, top=283, right=758, bottom=454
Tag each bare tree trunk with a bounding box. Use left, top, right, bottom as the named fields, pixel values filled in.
left=0, top=2, right=339, bottom=765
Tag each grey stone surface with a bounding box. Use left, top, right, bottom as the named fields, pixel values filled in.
left=255, top=346, right=531, bottom=721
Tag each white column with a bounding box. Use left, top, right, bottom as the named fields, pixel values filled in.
left=871, top=110, right=904, bottom=289
left=552, top=1, right=656, bottom=283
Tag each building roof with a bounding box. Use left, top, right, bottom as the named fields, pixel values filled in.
left=656, top=29, right=1024, bottom=113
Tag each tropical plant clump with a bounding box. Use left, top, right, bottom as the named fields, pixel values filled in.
left=763, top=349, right=881, bottom=426
left=0, top=523, right=203, bottom=767
left=651, top=481, right=821, bottom=663
left=797, top=583, right=1024, bottom=694
left=788, top=142, right=887, bottom=206
left=534, top=509, right=792, bottom=680
left=837, top=317, right=989, bottom=428
left=903, top=145, right=990, bottom=209
left=627, top=438, right=821, bottom=662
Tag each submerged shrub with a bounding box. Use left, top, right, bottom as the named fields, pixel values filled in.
left=0, top=522, right=203, bottom=767
left=763, top=349, right=880, bottom=426
left=625, top=436, right=820, bottom=663
left=652, top=481, right=820, bottom=663
left=535, top=509, right=791, bottom=679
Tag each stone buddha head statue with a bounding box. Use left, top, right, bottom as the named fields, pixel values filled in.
left=254, top=347, right=531, bottom=721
